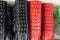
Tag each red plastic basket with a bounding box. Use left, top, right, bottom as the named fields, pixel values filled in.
left=28, top=1, right=42, bottom=40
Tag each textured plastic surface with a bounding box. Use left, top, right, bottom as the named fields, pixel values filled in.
left=28, top=1, right=41, bottom=40
left=0, top=1, right=6, bottom=40
left=5, top=4, right=13, bottom=40
left=42, top=3, right=54, bottom=40
left=13, top=0, right=28, bottom=40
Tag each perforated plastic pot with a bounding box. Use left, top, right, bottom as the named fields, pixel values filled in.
left=28, top=1, right=42, bottom=40
left=5, top=4, right=13, bottom=40
left=42, top=3, right=54, bottom=40
left=0, top=1, right=7, bottom=40
left=13, top=0, right=28, bottom=40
